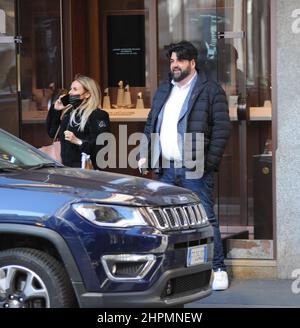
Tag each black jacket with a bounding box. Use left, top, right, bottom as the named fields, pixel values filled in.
left=143, top=71, right=232, bottom=173
left=46, top=106, right=110, bottom=169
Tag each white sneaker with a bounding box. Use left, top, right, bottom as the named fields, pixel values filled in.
left=212, top=269, right=229, bottom=291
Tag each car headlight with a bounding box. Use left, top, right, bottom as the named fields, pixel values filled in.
left=72, top=203, right=148, bottom=228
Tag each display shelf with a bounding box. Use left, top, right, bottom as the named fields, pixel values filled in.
left=22, top=106, right=272, bottom=124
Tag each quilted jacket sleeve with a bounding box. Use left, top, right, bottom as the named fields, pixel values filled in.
left=205, top=84, right=232, bottom=172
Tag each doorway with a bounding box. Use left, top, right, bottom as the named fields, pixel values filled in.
left=157, top=0, right=273, bottom=259
left=0, top=0, right=63, bottom=144
left=0, top=0, right=19, bottom=136
left=215, top=0, right=273, bottom=258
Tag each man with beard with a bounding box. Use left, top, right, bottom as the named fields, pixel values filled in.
left=139, top=41, right=232, bottom=290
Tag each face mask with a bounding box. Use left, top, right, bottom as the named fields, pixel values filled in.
left=69, top=94, right=83, bottom=108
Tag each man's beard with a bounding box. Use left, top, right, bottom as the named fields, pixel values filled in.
left=171, top=65, right=191, bottom=82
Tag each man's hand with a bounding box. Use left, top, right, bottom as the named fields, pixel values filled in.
left=138, top=158, right=149, bottom=175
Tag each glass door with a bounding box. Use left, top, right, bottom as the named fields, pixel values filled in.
left=216, top=0, right=273, bottom=251
left=0, top=0, right=19, bottom=135
left=18, top=0, right=63, bottom=148
left=215, top=0, right=248, bottom=233
left=157, top=0, right=273, bottom=258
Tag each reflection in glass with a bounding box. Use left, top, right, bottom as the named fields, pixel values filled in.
left=0, top=43, right=16, bottom=94
left=0, top=0, right=16, bottom=94
left=19, top=0, right=62, bottom=114
left=0, top=1, right=18, bottom=135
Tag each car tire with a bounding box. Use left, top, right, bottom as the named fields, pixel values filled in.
left=0, top=248, right=76, bottom=308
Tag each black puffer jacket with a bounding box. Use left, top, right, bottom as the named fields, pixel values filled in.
left=46, top=105, right=110, bottom=169
left=143, top=71, right=232, bottom=173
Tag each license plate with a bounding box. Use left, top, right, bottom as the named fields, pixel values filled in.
left=187, top=245, right=208, bottom=267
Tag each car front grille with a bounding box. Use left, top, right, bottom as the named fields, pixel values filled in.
left=143, top=203, right=208, bottom=232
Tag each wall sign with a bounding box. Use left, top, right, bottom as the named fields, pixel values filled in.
left=107, top=14, right=145, bottom=87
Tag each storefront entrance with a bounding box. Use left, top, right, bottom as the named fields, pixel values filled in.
left=1, top=0, right=274, bottom=260
left=157, top=0, right=273, bottom=259
left=216, top=0, right=273, bottom=259
left=0, top=0, right=19, bottom=136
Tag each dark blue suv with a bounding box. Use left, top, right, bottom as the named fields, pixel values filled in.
left=0, top=128, right=213, bottom=308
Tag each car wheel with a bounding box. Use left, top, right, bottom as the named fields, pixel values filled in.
left=0, top=248, right=76, bottom=308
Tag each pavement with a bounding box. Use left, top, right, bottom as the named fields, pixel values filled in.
left=186, top=279, right=300, bottom=308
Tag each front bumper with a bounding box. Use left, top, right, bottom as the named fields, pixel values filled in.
left=74, top=263, right=212, bottom=308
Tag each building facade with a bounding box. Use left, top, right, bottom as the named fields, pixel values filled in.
left=0, top=0, right=299, bottom=278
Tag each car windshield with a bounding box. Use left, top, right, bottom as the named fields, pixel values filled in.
left=0, top=129, right=60, bottom=171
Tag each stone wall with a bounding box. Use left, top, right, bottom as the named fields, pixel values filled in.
left=275, top=0, right=300, bottom=278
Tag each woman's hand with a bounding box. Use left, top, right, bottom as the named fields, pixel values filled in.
left=64, top=130, right=82, bottom=145
left=54, top=95, right=68, bottom=111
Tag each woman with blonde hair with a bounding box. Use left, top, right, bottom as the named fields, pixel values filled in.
left=46, top=75, right=110, bottom=169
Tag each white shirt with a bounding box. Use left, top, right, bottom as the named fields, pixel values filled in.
left=160, top=73, right=197, bottom=161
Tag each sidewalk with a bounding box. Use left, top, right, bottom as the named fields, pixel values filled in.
left=186, top=279, right=300, bottom=308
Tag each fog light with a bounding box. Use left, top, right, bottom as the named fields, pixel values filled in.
left=166, top=280, right=173, bottom=296
left=101, top=254, right=156, bottom=281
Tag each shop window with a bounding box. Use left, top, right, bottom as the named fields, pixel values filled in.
left=19, top=0, right=62, bottom=114
left=18, top=0, right=63, bottom=147
left=0, top=0, right=19, bottom=136
left=100, top=0, right=154, bottom=109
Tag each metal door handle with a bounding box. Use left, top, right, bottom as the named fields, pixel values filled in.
left=217, top=31, right=245, bottom=39
left=237, top=95, right=249, bottom=121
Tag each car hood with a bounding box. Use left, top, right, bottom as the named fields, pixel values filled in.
left=0, top=167, right=199, bottom=207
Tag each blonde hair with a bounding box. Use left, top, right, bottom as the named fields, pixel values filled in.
left=69, top=75, right=102, bottom=131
